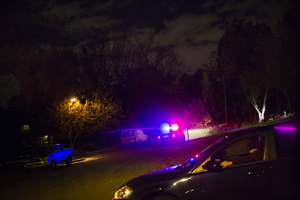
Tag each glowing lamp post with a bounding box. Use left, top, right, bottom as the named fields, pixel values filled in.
left=70, top=98, right=78, bottom=111
left=71, top=98, right=77, bottom=102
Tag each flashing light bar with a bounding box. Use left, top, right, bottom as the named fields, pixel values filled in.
left=171, top=124, right=179, bottom=131
left=160, top=123, right=180, bottom=134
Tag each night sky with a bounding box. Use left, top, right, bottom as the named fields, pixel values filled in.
left=49, top=0, right=297, bottom=72
left=0, top=0, right=298, bottom=108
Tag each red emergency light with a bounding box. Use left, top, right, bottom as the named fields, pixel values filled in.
left=160, top=123, right=180, bottom=134
left=171, top=124, right=179, bottom=131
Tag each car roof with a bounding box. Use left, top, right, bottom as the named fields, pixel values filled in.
left=227, top=124, right=274, bottom=138
left=217, top=118, right=296, bottom=144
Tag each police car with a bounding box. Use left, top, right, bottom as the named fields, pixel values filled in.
left=158, top=123, right=186, bottom=146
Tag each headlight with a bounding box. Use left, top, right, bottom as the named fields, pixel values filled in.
left=113, top=185, right=133, bottom=199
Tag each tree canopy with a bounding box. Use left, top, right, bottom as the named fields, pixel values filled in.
left=49, top=91, right=123, bottom=149
left=216, top=19, right=293, bottom=123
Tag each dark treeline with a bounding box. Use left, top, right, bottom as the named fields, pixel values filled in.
left=0, top=1, right=299, bottom=147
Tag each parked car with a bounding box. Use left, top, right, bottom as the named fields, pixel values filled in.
left=0, top=147, right=32, bottom=168
left=121, top=130, right=148, bottom=148
left=24, top=144, right=73, bottom=172
left=113, top=119, right=297, bottom=200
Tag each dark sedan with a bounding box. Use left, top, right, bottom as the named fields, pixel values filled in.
left=113, top=119, right=297, bottom=200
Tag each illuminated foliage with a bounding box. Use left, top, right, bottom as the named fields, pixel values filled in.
left=183, top=99, right=212, bottom=128
left=50, top=91, right=123, bottom=149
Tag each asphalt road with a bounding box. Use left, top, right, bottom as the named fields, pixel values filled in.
left=0, top=134, right=225, bottom=200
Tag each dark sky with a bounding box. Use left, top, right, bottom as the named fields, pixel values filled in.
left=0, top=0, right=297, bottom=108
left=49, top=0, right=297, bottom=72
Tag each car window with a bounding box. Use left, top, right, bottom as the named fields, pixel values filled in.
left=216, top=135, right=265, bottom=167
left=122, top=132, right=133, bottom=137
left=59, top=145, right=63, bottom=151
left=224, top=139, right=249, bottom=157
left=192, top=142, right=225, bottom=173
left=192, top=157, right=211, bottom=173
left=54, top=146, right=59, bottom=152
left=193, top=135, right=265, bottom=173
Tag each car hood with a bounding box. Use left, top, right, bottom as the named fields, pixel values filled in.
left=126, top=164, right=184, bottom=188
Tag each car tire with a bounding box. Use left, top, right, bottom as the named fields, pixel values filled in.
left=66, top=154, right=72, bottom=166
left=151, top=195, right=177, bottom=200
left=137, top=140, right=141, bottom=147
left=49, top=159, right=56, bottom=170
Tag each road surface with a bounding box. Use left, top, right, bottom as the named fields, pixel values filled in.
left=0, top=134, right=225, bottom=200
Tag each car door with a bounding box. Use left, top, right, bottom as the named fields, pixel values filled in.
left=58, top=145, right=65, bottom=162
left=121, top=131, right=134, bottom=144
left=270, top=125, right=297, bottom=199
left=53, top=145, right=63, bottom=163
left=189, top=134, right=273, bottom=200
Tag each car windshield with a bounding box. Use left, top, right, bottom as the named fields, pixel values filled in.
left=122, top=132, right=133, bottom=137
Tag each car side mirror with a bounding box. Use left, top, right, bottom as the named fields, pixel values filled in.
left=202, top=160, right=223, bottom=171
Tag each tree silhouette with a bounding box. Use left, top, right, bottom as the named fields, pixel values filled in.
left=217, top=20, right=287, bottom=122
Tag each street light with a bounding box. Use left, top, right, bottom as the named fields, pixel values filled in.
left=70, top=98, right=78, bottom=111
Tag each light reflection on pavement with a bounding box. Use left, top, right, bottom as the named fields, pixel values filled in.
left=75, top=155, right=103, bottom=163
left=57, top=155, right=103, bottom=167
